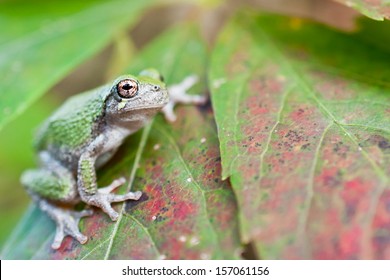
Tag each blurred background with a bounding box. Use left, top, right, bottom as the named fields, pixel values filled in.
left=0, top=0, right=359, bottom=250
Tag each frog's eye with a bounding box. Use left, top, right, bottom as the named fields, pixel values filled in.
left=117, top=79, right=138, bottom=98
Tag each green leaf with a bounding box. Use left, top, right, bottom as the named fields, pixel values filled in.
left=0, top=0, right=154, bottom=132
left=1, top=24, right=241, bottom=260
left=210, top=14, right=390, bottom=259
left=334, top=0, right=390, bottom=20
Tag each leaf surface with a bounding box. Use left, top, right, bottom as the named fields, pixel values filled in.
left=1, top=24, right=241, bottom=260
left=0, top=0, right=154, bottom=131
left=335, top=0, right=390, bottom=20
left=210, top=14, right=390, bottom=259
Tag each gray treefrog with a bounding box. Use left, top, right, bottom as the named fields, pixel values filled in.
left=21, top=69, right=206, bottom=249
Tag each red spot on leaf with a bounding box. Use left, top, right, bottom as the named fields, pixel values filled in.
left=339, top=226, right=362, bottom=257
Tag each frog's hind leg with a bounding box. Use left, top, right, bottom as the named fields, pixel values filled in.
left=35, top=198, right=93, bottom=249
left=21, top=152, right=93, bottom=249
left=23, top=151, right=79, bottom=203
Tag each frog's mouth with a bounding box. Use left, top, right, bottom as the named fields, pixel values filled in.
left=128, top=104, right=166, bottom=112
left=117, top=104, right=165, bottom=124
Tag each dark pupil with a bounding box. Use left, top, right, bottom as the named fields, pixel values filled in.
left=122, top=83, right=132, bottom=90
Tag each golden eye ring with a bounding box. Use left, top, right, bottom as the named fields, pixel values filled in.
left=117, top=79, right=138, bottom=98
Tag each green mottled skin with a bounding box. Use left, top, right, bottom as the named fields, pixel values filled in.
left=35, top=85, right=110, bottom=152
left=24, top=169, right=71, bottom=201
left=79, top=158, right=95, bottom=195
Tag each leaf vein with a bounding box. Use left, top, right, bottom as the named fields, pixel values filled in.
left=259, top=85, right=294, bottom=178
left=103, top=122, right=153, bottom=260
left=155, top=125, right=222, bottom=256
left=256, top=28, right=389, bottom=183
left=296, top=122, right=332, bottom=258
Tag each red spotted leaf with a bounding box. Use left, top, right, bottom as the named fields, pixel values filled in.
left=1, top=24, right=241, bottom=260
left=335, top=0, right=390, bottom=20
left=210, top=14, right=390, bottom=259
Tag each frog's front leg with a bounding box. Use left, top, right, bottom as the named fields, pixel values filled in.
left=162, top=75, right=207, bottom=122
left=77, top=134, right=142, bottom=221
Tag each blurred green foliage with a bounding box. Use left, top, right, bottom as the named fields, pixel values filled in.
left=0, top=95, right=59, bottom=247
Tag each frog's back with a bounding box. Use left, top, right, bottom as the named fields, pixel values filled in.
left=35, top=85, right=110, bottom=158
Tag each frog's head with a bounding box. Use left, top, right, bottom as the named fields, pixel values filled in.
left=105, top=69, right=168, bottom=123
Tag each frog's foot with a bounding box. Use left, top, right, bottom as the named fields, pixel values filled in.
left=39, top=200, right=93, bottom=249
left=162, top=74, right=208, bottom=122
left=82, top=177, right=142, bottom=221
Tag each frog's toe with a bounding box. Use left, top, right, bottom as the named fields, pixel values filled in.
left=102, top=191, right=142, bottom=220
left=77, top=209, right=94, bottom=218
left=42, top=202, right=91, bottom=249
left=97, top=200, right=119, bottom=221
left=52, top=225, right=65, bottom=250
left=51, top=226, right=88, bottom=250
left=177, top=74, right=199, bottom=90
left=109, top=190, right=142, bottom=202
left=132, top=191, right=142, bottom=200
left=84, top=187, right=142, bottom=221
left=190, top=94, right=208, bottom=105
left=106, top=208, right=120, bottom=221
left=74, top=231, right=88, bottom=245
left=161, top=103, right=177, bottom=122
left=99, top=177, right=126, bottom=194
